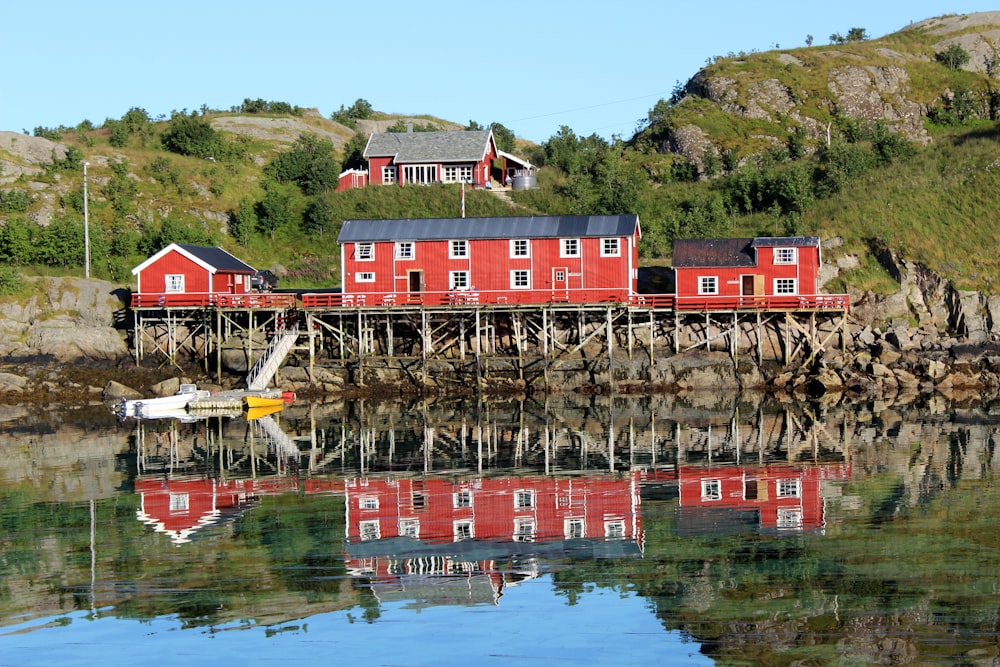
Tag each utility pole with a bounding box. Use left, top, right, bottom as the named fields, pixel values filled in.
left=83, top=161, right=90, bottom=279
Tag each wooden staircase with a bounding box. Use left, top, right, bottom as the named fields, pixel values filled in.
left=246, top=327, right=299, bottom=390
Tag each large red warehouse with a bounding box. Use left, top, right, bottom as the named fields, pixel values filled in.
left=337, top=214, right=642, bottom=306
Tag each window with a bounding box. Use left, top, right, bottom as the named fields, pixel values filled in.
left=510, top=239, right=530, bottom=258
left=775, top=247, right=796, bottom=264
left=395, top=242, right=414, bottom=260
left=775, top=278, right=797, bottom=294
left=412, top=492, right=426, bottom=510
left=698, top=276, right=718, bottom=295
left=449, top=240, right=468, bottom=258
left=601, top=238, right=621, bottom=257
left=561, top=238, right=580, bottom=257
left=359, top=496, right=378, bottom=510
left=777, top=478, right=801, bottom=498
left=514, top=490, right=535, bottom=509
left=511, top=270, right=530, bottom=289
left=454, top=490, right=472, bottom=508
left=605, top=521, right=625, bottom=539
left=777, top=508, right=803, bottom=529
left=400, top=519, right=420, bottom=538
left=565, top=518, right=585, bottom=539
left=402, top=164, right=438, bottom=184
left=360, top=520, right=380, bottom=541
left=450, top=271, right=469, bottom=290
left=513, top=518, right=535, bottom=542
left=381, top=165, right=396, bottom=184
left=454, top=520, right=474, bottom=541
left=165, top=274, right=184, bottom=292
left=356, top=272, right=375, bottom=283
left=442, top=165, right=473, bottom=183
left=702, top=479, right=721, bottom=501
left=169, top=493, right=189, bottom=512
left=355, top=242, right=373, bottom=261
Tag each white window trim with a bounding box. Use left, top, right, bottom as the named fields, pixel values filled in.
left=399, top=519, right=420, bottom=538
left=442, top=164, right=474, bottom=183
left=355, top=242, right=374, bottom=262
left=560, top=238, right=581, bottom=258
left=604, top=520, right=626, bottom=539
left=600, top=237, right=621, bottom=257
left=356, top=272, right=375, bottom=283
left=395, top=242, right=414, bottom=260
left=514, top=489, right=535, bottom=508
left=698, top=276, right=718, bottom=295
left=777, top=478, right=801, bottom=498
left=449, top=271, right=469, bottom=290
left=454, top=520, right=475, bottom=541
left=453, top=489, right=473, bottom=508
left=564, top=518, right=585, bottom=539
left=449, top=240, right=469, bottom=259
left=513, top=518, right=536, bottom=542
left=774, top=278, right=797, bottom=295
left=381, top=166, right=396, bottom=184
left=774, top=247, right=797, bottom=264
left=510, top=270, right=531, bottom=290
left=702, top=479, right=722, bottom=501
left=165, top=274, right=184, bottom=292
left=359, top=520, right=380, bottom=541
left=510, top=239, right=530, bottom=258
left=776, top=508, right=803, bottom=529
left=359, top=496, right=379, bottom=510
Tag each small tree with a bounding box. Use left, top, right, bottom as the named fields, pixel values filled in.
left=229, top=196, right=257, bottom=248
left=936, top=43, right=971, bottom=71
left=161, top=112, right=220, bottom=157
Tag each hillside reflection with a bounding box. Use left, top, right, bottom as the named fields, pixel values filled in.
left=3, top=392, right=1000, bottom=664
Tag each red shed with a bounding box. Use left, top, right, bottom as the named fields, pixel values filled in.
left=337, top=214, right=641, bottom=305
left=672, top=236, right=822, bottom=306
left=131, top=243, right=256, bottom=299
left=336, top=167, right=368, bottom=192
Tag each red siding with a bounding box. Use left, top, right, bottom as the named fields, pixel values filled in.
left=137, top=249, right=213, bottom=295
left=675, top=244, right=820, bottom=299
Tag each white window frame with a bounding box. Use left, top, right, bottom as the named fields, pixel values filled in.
left=359, top=520, right=380, bottom=541
left=600, top=238, right=621, bottom=257
left=395, top=242, right=414, bottom=260
left=355, top=242, right=374, bottom=262
left=513, top=518, right=535, bottom=542
left=774, top=247, right=796, bottom=264
left=702, top=479, right=722, bottom=501
left=442, top=165, right=473, bottom=183
left=774, top=278, right=797, bottom=295
left=356, top=272, right=375, bottom=283
left=514, top=490, right=535, bottom=508
left=165, top=274, right=184, bottom=292
left=453, top=489, right=472, bottom=508
left=565, top=518, right=585, bottom=539
left=698, top=276, right=718, bottom=295
left=399, top=519, right=420, bottom=538
left=605, top=520, right=626, bottom=539
left=449, top=240, right=469, bottom=259
left=449, top=271, right=469, bottom=290
left=402, top=164, right=438, bottom=185
left=382, top=165, right=396, bottom=184
left=359, top=496, right=379, bottom=510
left=510, top=270, right=531, bottom=290
left=510, top=239, right=530, bottom=258
left=169, top=493, right=189, bottom=511
left=561, top=238, right=581, bottom=258
left=454, top=520, right=474, bottom=541
left=776, top=508, right=803, bottom=529
left=777, top=478, right=801, bottom=498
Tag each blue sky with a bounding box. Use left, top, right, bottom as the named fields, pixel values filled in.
left=2, top=1, right=997, bottom=144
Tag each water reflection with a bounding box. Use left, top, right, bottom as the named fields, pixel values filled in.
left=3, top=394, right=1000, bottom=665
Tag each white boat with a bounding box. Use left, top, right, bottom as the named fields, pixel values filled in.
left=119, top=384, right=212, bottom=419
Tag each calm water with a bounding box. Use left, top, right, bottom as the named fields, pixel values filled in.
left=2, top=392, right=1000, bottom=666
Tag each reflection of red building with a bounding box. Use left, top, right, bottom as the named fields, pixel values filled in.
left=676, top=463, right=850, bottom=535
left=135, top=476, right=299, bottom=545
left=342, top=474, right=644, bottom=589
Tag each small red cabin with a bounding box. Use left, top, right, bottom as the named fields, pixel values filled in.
left=337, top=214, right=641, bottom=306
left=131, top=243, right=256, bottom=301
left=672, top=236, right=823, bottom=307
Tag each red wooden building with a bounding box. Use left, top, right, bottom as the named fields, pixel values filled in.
left=337, top=214, right=642, bottom=305
left=335, top=167, right=368, bottom=192
left=131, top=243, right=256, bottom=305
left=676, top=462, right=851, bottom=535
left=349, top=128, right=532, bottom=189
left=672, top=236, right=832, bottom=309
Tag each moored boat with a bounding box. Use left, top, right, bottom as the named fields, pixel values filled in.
left=119, top=384, right=211, bottom=419
left=243, top=394, right=286, bottom=409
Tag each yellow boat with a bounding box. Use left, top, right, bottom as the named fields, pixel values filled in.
left=245, top=404, right=284, bottom=420
left=244, top=395, right=285, bottom=409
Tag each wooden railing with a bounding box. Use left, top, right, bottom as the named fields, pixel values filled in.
left=131, top=290, right=849, bottom=312
left=130, top=292, right=296, bottom=308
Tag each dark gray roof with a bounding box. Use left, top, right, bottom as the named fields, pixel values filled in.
left=363, top=130, right=492, bottom=163
left=672, top=238, right=755, bottom=268
left=178, top=244, right=255, bottom=273
left=338, top=215, right=640, bottom=243
left=751, top=236, right=820, bottom=248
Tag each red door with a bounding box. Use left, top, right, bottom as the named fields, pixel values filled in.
left=552, top=267, right=568, bottom=302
